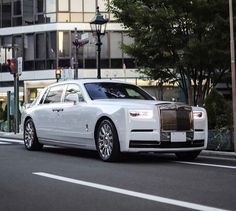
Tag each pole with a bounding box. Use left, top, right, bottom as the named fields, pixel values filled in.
left=96, top=33, right=102, bottom=79
left=74, top=27, right=79, bottom=79
left=7, top=91, right=11, bottom=132
left=229, top=0, right=236, bottom=152
left=13, top=73, right=19, bottom=134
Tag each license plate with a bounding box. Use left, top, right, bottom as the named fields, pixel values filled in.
left=171, top=132, right=186, bottom=142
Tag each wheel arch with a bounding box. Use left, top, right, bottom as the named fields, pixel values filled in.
left=94, top=116, right=120, bottom=144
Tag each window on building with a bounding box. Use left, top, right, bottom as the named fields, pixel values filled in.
left=36, top=33, right=46, bottom=59
left=110, top=32, right=122, bottom=68
left=14, top=36, right=23, bottom=58
left=46, top=0, right=56, bottom=13
left=2, top=1, right=12, bottom=27
left=23, top=0, right=34, bottom=25
left=70, top=0, right=82, bottom=12
left=59, top=0, right=69, bottom=11
left=45, top=13, right=56, bottom=23
left=70, top=13, right=83, bottom=22
left=97, top=0, right=107, bottom=12
left=24, top=34, right=34, bottom=61
left=47, top=32, right=56, bottom=59
left=58, top=31, right=70, bottom=57
left=13, top=0, right=22, bottom=16
left=36, top=0, right=44, bottom=13
left=58, top=13, right=70, bottom=22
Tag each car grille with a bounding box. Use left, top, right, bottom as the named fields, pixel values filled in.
left=160, top=104, right=193, bottom=131
left=159, top=104, right=193, bottom=141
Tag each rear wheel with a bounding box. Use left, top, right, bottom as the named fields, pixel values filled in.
left=95, top=119, right=120, bottom=162
left=175, top=150, right=201, bottom=161
left=24, top=119, right=43, bottom=151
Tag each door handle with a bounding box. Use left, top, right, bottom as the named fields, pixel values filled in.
left=52, top=108, right=64, bottom=112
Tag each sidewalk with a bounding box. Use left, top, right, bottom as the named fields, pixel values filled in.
left=0, top=131, right=236, bottom=159
left=0, top=131, right=23, bottom=140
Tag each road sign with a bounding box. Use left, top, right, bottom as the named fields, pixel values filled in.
left=17, top=57, right=22, bottom=76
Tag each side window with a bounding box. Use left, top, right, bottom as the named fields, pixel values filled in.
left=44, top=85, right=64, bottom=104
left=126, top=88, right=145, bottom=99
left=64, top=84, right=84, bottom=103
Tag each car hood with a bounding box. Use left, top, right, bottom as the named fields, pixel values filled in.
left=91, top=99, right=175, bottom=108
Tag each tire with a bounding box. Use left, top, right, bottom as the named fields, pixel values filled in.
left=24, top=118, right=43, bottom=151
left=95, top=119, right=120, bottom=162
left=175, top=150, right=201, bottom=161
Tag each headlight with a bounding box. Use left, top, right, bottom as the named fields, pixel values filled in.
left=193, top=111, right=204, bottom=119
left=129, top=110, right=153, bottom=118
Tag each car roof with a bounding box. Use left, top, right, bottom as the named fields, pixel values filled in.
left=49, top=79, right=131, bottom=87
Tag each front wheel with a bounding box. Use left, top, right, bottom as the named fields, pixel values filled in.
left=95, top=119, right=120, bottom=162
left=24, top=119, right=43, bottom=151
left=175, top=150, right=201, bottom=161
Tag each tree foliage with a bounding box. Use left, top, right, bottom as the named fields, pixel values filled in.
left=109, top=0, right=234, bottom=105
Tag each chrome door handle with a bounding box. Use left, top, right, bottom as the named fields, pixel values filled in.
left=52, top=108, right=64, bottom=112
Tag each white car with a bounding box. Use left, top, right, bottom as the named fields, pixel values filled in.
left=22, top=79, right=208, bottom=162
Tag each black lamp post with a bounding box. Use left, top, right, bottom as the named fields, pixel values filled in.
left=90, top=6, right=108, bottom=79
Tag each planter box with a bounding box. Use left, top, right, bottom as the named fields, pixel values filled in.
left=207, top=129, right=234, bottom=152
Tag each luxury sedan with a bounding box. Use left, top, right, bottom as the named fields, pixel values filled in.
left=22, top=79, right=208, bottom=162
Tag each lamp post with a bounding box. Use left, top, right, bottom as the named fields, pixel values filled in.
left=90, top=6, right=108, bottom=79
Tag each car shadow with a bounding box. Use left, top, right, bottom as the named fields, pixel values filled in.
left=39, top=145, right=181, bottom=164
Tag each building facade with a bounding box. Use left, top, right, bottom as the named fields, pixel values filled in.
left=0, top=0, right=140, bottom=104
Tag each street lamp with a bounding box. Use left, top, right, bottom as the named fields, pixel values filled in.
left=90, top=6, right=108, bottom=79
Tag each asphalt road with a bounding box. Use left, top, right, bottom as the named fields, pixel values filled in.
left=1, top=138, right=236, bottom=211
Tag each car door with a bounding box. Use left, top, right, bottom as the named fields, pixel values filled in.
left=60, top=83, right=94, bottom=147
left=34, top=84, right=66, bottom=141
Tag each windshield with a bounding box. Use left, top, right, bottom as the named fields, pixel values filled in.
left=84, top=82, right=154, bottom=100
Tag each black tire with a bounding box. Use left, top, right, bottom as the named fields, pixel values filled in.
left=175, top=150, right=201, bottom=161
left=95, top=119, right=120, bottom=162
left=24, top=118, right=43, bottom=151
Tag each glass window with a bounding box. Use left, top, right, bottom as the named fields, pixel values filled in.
left=14, top=36, right=23, bottom=58
left=70, top=0, right=82, bottom=12
left=84, top=13, right=95, bottom=22
left=123, top=33, right=134, bottom=58
left=101, top=34, right=108, bottom=58
left=97, top=0, right=107, bottom=12
left=23, top=0, right=34, bottom=25
left=13, top=0, right=22, bottom=16
left=46, top=13, right=56, bottom=23
left=84, top=33, right=95, bottom=59
left=36, top=0, right=44, bottom=13
left=64, top=84, right=84, bottom=103
left=58, top=13, right=70, bottom=22
left=71, top=13, right=83, bottom=22
left=84, top=82, right=154, bottom=100
left=110, top=32, right=122, bottom=58
left=59, top=0, right=69, bottom=11
left=24, top=34, right=34, bottom=61
left=36, top=33, right=46, bottom=59
left=13, top=17, right=22, bottom=26
left=46, top=0, right=56, bottom=13
left=84, top=0, right=96, bottom=12
left=44, top=85, right=64, bottom=104
left=2, top=1, right=12, bottom=27
left=58, top=31, right=70, bottom=57
left=47, top=32, right=56, bottom=59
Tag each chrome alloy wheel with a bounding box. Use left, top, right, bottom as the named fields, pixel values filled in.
left=24, top=121, right=35, bottom=149
left=24, top=119, right=42, bottom=150
left=98, top=122, right=114, bottom=160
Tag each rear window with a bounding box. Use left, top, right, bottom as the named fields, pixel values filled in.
left=84, top=82, right=154, bottom=100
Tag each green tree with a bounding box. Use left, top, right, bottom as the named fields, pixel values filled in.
left=109, top=0, right=233, bottom=105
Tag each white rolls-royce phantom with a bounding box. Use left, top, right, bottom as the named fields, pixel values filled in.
left=22, top=79, right=208, bottom=162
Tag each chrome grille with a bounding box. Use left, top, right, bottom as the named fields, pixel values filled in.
left=160, top=104, right=193, bottom=131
